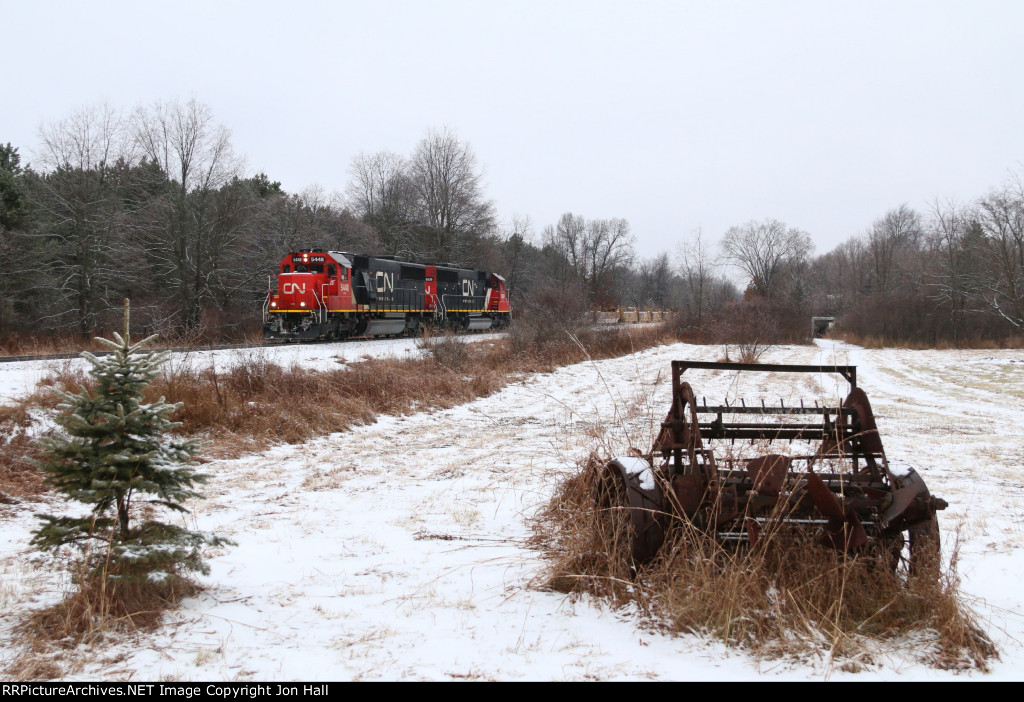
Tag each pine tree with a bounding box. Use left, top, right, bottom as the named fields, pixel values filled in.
left=32, top=329, right=225, bottom=584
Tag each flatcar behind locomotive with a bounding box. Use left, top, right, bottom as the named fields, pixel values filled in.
left=263, top=250, right=511, bottom=341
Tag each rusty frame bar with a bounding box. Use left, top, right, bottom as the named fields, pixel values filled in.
left=672, top=361, right=857, bottom=390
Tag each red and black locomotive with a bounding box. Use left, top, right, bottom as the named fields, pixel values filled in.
left=263, top=250, right=511, bottom=341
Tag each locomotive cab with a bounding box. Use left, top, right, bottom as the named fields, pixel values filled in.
left=264, top=250, right=357, bottom=340
left=487, top=274, right=511, bottom=323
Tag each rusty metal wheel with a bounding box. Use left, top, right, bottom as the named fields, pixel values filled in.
left=597, top=458, right=666, bottom=567
left=876, top=518, right=940, bottom=581
left=653, top=380, right=703, bottom=464
left=676, top=381, right=703, bottom=465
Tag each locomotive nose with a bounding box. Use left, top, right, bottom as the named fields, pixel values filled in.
left=279, top=273, right=314, bottom=308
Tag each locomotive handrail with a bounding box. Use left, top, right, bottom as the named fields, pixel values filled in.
left=263, top=276, right=277, bottom=324
left=314, top=286, right=327, bottom=323
left=262, top=288, right=278, bottom=324
left=431, top=293, right=446, bottom=319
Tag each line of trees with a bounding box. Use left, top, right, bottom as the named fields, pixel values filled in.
left=2, top=98, right=1023, bottom=346
left=0, top=100, right=377, bottom=339
left=805, top=191, right=1024, bottom=344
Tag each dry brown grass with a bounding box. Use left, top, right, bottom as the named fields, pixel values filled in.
left=27, top=570, right=199, bottom=641
left=149, top=347, right=505, bottom=451
left=0, top=403, right=46, bottom=501
left=418, top=329, right=473, bottom=371
left=0, top=334, right=104, bottom=358
left=0, top=363, right=91, bottom=501
left=833, top=331, right=1024, bottom=350
left=4, top=556, right=201, bottom=681
left=535, top=455, right=996, bottom=672
left=0, top=323, right=265, bottom=358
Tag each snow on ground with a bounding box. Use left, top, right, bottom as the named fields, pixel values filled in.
left=0, top=334, right=505, bottom=407
left=1, top=339, right=1023, bottom=680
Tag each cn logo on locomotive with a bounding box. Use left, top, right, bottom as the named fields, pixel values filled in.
left=462, top=280, right=477, bottom=297
left=282, top=282, right=307, bottom=294
left=375, top=271, right=395, bottom=294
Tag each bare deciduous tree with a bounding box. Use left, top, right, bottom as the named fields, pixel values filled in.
left=675, top=228, right=719, bottom=324
left=501, top=214, right=533, bottom=302
left=543, top=212, right=636, bottom=305
left=131, top=98, right=239, bottom=196
left=868, top=204, right=923, bottom=293
left=927, top=199, right=986, bottom=340
left=408, top=127, right=496, bottom=261
left=541, top=213, right=585, bottom=295
left=30, top=104, right=133, bottom=337
left=585, top=218, right=635, bottom=305
left=721, top=219, right=812, bottom=298
left=346, top=150, right=417, bottom=255
left=129, top=98, right=247, bottom=330
left=974, top=178, right=1024, bottom=329
left=635, top=252, right=672, bottom=308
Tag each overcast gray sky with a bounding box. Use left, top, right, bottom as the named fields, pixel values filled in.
left=4, top=0, right=1023, bottom=259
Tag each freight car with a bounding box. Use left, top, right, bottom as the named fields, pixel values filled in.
left=262, top=250, right=511, bottom=341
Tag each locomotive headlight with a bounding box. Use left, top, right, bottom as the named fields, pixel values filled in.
left=271, top=302, right=277, bottom=308
left=300, top=302, right=306, bottom=307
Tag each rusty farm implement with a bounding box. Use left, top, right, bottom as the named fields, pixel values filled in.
left=599, top=361, right=947, bottom=573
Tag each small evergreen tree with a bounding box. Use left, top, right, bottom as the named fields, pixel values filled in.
left=32, top=329, right=225, bottom=584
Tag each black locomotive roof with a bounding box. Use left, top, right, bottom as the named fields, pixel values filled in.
left=314, top=252, right=494, bottom=276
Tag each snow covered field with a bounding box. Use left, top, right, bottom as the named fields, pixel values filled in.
left=1, top=338, right=1022, bottom=680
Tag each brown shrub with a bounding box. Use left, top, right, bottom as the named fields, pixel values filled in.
left=501, top=312, right=669, bottom=373
left=418, top=330, right=472, bottom=372
left=0, top=403, right=45, bottom=501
